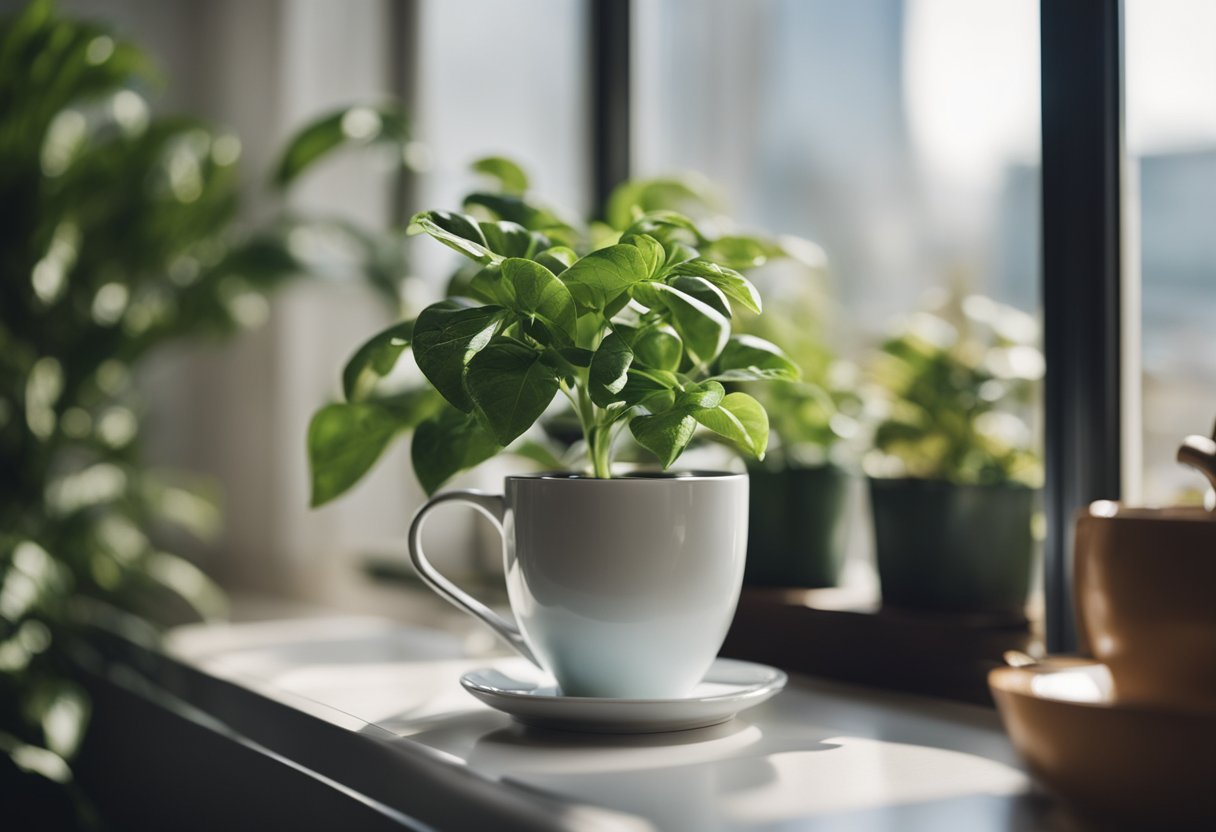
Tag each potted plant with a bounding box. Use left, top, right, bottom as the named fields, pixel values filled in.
left=741, top=306, right=862, bottom=589
left=307, top=189, right=801, bottom=696
left=706, top=237, right=861, bottom=589
left=864, top=292, right=1043, bottom=615
left=0, top=2, right=428, bottom=818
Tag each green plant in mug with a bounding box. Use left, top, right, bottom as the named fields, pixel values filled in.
left=596, top=174, right=859, bottom=470
left=865, top=292, right=1043, bottom=486
left=308, top=172, right=804, bottom=501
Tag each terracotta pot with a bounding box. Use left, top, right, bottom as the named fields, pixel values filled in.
left=869, top=477, right=1036, bottom=614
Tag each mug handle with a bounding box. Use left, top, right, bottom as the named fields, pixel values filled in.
left=408, top=490, right=540, bottom=668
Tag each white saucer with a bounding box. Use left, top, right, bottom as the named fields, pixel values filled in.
left=460, top=658, right=787, bottom=734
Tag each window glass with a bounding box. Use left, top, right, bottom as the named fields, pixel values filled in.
left=415, top=0, right=589, bottom=285
left=634, top=0, right=1043, bottom=586
left=1126, top=0, right=1216, bottom=506
left=635, top=0, right=1041, bottom=330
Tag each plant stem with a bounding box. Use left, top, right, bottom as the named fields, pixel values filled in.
left=589, top=423, right=613, bottom=479
left=575, top=382, right=613, bottom=479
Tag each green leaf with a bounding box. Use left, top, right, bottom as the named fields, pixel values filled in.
left=606, top=177, right=718, bottom=230
left=632, top=324, right=682, bottom=372
left=464, top=263, right=509, bottom=305
left=509, top=439, right=566, bottom=470
left=655, top=284, right=730, bottom=366
left=309, top=402, right=411, bottom=506
left=623, top=233, right=666, bottom=278
left=671, top=259, right=762, bottom=313
left=413, top=302, right=504, bottom=410
left=471, top=156, right=529, bottom=194
left=342, top=320, right=414, bottom=402
left=629, top=409, right=698, bottom=468
left=618, top=367, right=680, bottom=409
left=535, top=246, right=577, bottom=275
left=499, top=258, right=577, bottom=344
left=479, top=220, right=535, bottom=258
left=678, top=380, right=725, bottom=409
left=630, top=281, right=664, bottom=309
left=621, top=210, right=704, bottom=245
left=702, top=235, right=773, bottom=270
left=693, top=392, right=770, bottom=460
left=558, top=347, right=594, bottom=367
left=714, top=334, right=800, bottom=380
left=411, top=407, right=501, bottom=495
left=407, top=211, right=499, bottom=265
left=588, top=332, right=634, bottom=407
left=559, top=244, right=649, bottom=310
left=465, top=339, right=561, bottom=445
left=272, top=103, right=410, bottom=187
left=462, top=192, right=573, bottom=235
left=708, top=367, right=801, bottom=382
left=663, top=240, right=700, bottom=270
left=576, top=314, right=607, bottom=349
left=669, top=275, right=731, bottom=318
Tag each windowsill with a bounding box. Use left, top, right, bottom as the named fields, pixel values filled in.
left=355, top=560, right=1041, bottom=706
left=78, top=601, right=1067, bottom=831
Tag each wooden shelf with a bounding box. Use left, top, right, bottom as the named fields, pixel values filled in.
left=721, top=587, right=1037, bottom=706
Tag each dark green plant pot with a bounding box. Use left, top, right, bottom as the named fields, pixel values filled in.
left=745, top=464, right=850, bottom=588
left=869, top=477, right=1036, bottom=614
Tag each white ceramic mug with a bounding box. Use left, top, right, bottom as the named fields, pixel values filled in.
left=408, top=472, right=749, bottom=698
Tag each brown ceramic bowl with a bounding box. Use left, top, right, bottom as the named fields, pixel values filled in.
left=1074, top=502, right=1216, bottom=712
left=991, top=660, right=1216, bottom=828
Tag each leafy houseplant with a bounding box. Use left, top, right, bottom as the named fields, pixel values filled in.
left=865, top=293, right=1043, bottom=614
left=308, top=173, right=803, bottom=502
left=0, top=1, right=298, bottom=823
left=0, top=2, right=418, bottom=824
left=717, top=251, right=862, bottom=588
left=306, top=169, right=805, bottom=697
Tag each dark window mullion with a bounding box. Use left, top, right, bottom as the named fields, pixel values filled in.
left=1040, top=0, right=1125, bottom=653
left=387, top=0, right=421, bottom=228
left=589, top=0, right=632, bottom=218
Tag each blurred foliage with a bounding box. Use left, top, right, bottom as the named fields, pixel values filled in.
left=864, top=291, right=1044, bottom=486
left=718, top=243, right=864, bottom=470
left=0, top=1, right=421, bottom=824
left=267, top=100, right=422, bottom=310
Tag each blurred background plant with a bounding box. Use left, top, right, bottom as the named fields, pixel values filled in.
left=0, top=1, right=418, bottom=824
left=732, top=260, right=865, bottom=588
left=269, top=97, right=423, bottom=314
left=861, top=288, right=1044, bottom=613
left=738, top=279, right=864, bottom=471
left=864, top=289, right=1044, bottom=487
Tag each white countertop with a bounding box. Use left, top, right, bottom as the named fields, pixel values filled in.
left=165, top=615, right=1052, bottom=831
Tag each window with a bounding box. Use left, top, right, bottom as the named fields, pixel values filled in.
left=1126, top=0, right=1216, bottom=506
left=634, top=0, right=1044, bottom=592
